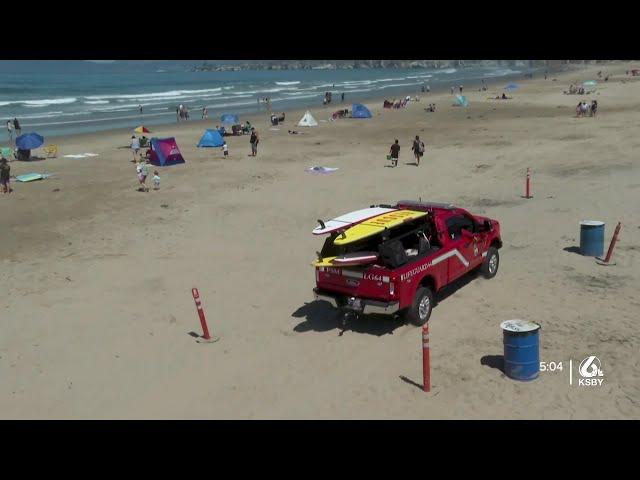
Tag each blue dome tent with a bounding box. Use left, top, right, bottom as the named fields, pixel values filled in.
left=197, top=129, right=225, bottom=148
left=220, top=114, right=239, bottom=125
left=351, top=103, right=372, bottom=119
left=149, top=137, right=185, bottom=166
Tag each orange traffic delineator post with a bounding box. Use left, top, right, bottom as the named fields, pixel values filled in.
left=422, top=325, right=431, bottom=393
left=523, top=168, right=533, bottom=199
left=596, top=222, right=622, bottom=266
left=192, top=288, right=219, bottom=343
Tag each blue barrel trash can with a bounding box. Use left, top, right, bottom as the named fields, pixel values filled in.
left=579, top=220, right=605, bottom=257
left=501, top=319, right=541, bottom=381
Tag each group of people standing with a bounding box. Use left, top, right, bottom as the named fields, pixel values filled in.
left=176, top=105, right=190, bottom=121
left=576, top=100, right=598, bottom=118
left=6, top=118, right=21, bottom=144
left=388, top=135, right=426, bottom=167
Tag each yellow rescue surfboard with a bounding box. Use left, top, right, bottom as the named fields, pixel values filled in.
left=333, top=210, right=427, bottom=245
left=313, top=256, right=338, bottom=267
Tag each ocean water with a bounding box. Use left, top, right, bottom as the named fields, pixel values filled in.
left=0, top=61, right=534, bottom=138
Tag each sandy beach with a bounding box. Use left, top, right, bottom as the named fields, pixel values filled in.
left=1, top=62, right=639, bottom=419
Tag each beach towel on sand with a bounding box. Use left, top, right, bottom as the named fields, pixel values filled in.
left=305, top=166, right=339, bottom=174
left=64, top=153, right=99, bottom=159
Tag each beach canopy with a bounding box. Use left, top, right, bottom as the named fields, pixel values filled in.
left=134, top=125, right=151, bottom=134
left=455, top=95, right=469, bottom=107
left=298, top=110, right=318, bottom=127
left=149, top=137, right=185, bottom=166
left=504, top=83, right=520, bottom=90
left=351, top=103, right=372, bottom=119
left=220, top=114, right=239, bottom=125
left=197, top=129, right=225, bottom=148
left=16, top=132, right=44, bottom=150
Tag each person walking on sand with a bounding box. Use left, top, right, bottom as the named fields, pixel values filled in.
left=139, top=159, right=150, bottom=192
left=6, top=119, right=13, bottom=144
left=389, top=139, right=400, bottom=167
left=591, top=100, right=598, bottom=118
left=222, top=141, right=229, bottom=158
left=249, top=128, right=259, bottom=156
left=13, top=118, right=21, bottom=137
left=131, top=135, right=140, bottom=161
left=412, top=135, right=425, bottom=166
left=1, top=157, right=11, bottom=194
left=136, top=160, right=144, bottom=190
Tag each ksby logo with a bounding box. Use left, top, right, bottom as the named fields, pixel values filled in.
left=578, top=355, right=604, bottom=386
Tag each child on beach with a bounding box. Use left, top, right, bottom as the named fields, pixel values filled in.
left=153, top=171, right=160, bottom=190
left=136, top=160, right=149, bottom=192
left=222, top=141, right=229, bottom=157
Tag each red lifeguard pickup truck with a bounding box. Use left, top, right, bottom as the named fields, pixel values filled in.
left=313, top=201, right=502, bottom=326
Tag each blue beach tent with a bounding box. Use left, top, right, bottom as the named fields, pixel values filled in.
left=197, top=129, right=225, bottom=148
left=220, top=113, right=239, bottom=124
left=351, top=103, right=372, bottom=118
left=455, top=95, right=469, bottom=107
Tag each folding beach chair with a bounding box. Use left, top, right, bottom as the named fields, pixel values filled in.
left=42, top=145, right=58, bottom=158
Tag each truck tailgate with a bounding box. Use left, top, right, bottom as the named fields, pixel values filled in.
left=316, top=265, right=393, bottom=300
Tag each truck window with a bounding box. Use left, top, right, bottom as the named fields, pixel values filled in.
left=445, top=215, right=475, bottom=239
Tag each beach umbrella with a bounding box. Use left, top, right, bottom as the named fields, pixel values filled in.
left=16, top=132, right=44, bottom=150
left=583, top=80, right=597, bottom=86
left=220, top=113, right=239, bottom=125
left=504, top=83, right=520, bottom=90
left=134, top=125, right=151, bottom=134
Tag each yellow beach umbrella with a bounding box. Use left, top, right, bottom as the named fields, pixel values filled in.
left=134, top=126, right=151, bottom=134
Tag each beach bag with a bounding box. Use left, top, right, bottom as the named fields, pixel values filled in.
left=418, top=142, right=425, bottom=154
left=379, top=240, right=408, bottom=269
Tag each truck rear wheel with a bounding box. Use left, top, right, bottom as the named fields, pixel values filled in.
left=404, top=287, right=434, bottom=326
left=481, top=247, right=499, bottom=278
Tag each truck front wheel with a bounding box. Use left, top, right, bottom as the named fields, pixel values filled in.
left=405, top=287, right=434, bottom=326
left=481, top=247, right=499, bottom=278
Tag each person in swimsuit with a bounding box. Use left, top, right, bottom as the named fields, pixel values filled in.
left=250, top=128, right=259, bottom=156
left=0, top=157, right=11, bottom=194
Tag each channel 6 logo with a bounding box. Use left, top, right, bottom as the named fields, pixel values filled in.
left=578, top=355, right=604, bottom=386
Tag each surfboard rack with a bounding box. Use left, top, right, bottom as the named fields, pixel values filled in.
left=370, top=204, right=395, bottom=209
